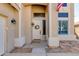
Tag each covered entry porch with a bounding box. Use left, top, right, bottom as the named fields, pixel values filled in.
left=16, top=3, right=49, bottom=47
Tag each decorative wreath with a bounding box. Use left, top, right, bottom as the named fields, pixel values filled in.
left=35, top=25, right=40, bottom=29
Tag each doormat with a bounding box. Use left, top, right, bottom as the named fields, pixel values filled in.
left=32, top=39, right=41, bottom=43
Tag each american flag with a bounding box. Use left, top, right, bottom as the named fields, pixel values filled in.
left=56, top=3, right=64, bottom=12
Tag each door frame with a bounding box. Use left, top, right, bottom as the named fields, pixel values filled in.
left=32, top=17, right=46, bottom=41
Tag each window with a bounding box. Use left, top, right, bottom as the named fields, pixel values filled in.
left=34, top=13, right=45, bottom=17
left=58, top=13, right=68, bottom=17
left=62, top=3, right=67, bottom=7
left=58, top=20, right=68, bottom=34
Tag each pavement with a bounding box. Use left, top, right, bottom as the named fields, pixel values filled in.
left=4, top=40, right=79, bottom=56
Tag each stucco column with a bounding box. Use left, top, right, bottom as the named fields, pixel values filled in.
left=15, top=4, right=25, bottom=47
left=49, top=3, right=53, bottom=37
left=19, top=3, right=21, bottom=38
left=69, top=3, right=74, bottom=37
left=48, top=3, right=59, bottom=47
left=69, top=4, right=75, bottom=39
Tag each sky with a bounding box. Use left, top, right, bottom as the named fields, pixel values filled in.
left=74, top=3, right=79, bottom=23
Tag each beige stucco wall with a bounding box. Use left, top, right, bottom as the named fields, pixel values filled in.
left=32, top=5, right=45, bottom=13
left=21, top=5, right=26, bottom=38
left=14, top=9, right=19, bottom=38
left=58, top=3, right=75, bottom=40
left=49, top=3, right=74, bottom=38
left=48, top=3, right=75, bottom=47
left=24, top=5, right=32, bottom=44
left=0, top=3, right=19, bottom=52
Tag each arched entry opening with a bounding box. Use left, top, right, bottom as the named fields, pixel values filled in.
left=31, top=4, right=49, bottom=47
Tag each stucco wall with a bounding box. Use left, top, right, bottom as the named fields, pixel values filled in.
left=0, top=3, right=19, bottom=52
left=24, top=5, right=32, bottom=44
left=49, top=3, right=75, bottom=39
left=32, top=5, right=45, bottom=13
left=21, top=5, right=26, bottom=38
left=48, top=3, right=75, bottom=47
left=58, top=3, right=75, bottom=40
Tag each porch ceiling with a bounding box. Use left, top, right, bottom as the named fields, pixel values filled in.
left=22, top=3, right=48, bottom=6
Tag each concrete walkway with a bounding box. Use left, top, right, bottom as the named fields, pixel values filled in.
left=4, top=40, right=79, bottom=56
left=4, top=52, right=79, bottom=56
left=5, top=48, right=47, bottom=56
left=4, top=40, right=47, bottom=56
left=32, top=48, right=46, bottom=56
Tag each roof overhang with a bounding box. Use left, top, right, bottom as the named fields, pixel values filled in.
left=10, top=3, right=20, bottom=11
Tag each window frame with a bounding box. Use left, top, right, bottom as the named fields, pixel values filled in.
left=62, top=3, right=67, bottom=7
left=33, top=13, right=45, bottom=17
left=58, top=12, right=68, bottom=17
left=58, top=18, right=68, bottom=35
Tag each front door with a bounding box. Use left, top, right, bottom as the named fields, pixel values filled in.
left=32, top=17, right=42, bottom=40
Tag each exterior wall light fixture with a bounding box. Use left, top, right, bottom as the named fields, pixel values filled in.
left=11, top=18, right=16, bottom=24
